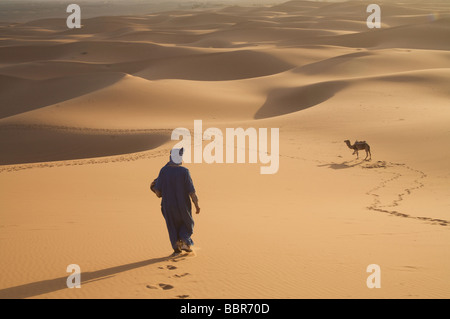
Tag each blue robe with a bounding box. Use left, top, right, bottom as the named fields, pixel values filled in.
left=154, top=162, right=196, bottom=251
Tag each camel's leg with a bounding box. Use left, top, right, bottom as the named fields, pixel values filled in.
left=366, top=146, right=372, bottom=160
left=354, top=150, right=359, bottom=159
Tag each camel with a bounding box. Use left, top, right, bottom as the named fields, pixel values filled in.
left=344, top=140, right=372, bottom=160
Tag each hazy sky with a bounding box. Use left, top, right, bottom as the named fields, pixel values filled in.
left=3, top=0, right=287, bottom=3
left=0, top=0, right=349, bottom=23
left=0, top=0, right=292, bottom=22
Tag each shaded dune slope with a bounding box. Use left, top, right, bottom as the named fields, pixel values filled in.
left=0, top=126, right=170, bottom=165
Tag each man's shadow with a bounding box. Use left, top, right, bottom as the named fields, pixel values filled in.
left=0, top=255, right=172, bottom=299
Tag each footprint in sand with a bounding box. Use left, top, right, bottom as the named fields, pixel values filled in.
left=146, top=285, right=158, bottom=289
left=146, top=283, right=174, bottom=290
left=173, top=273, right=190, bottom=278
left=159, top=283, right=174, bottom=290
left=364, top=162, right=450, bottom=227
left=158, top=265, right=177, bottom=270
left=176, top=295, right=190, bottom=299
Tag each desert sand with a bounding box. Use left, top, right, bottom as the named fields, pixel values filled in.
left=0, top=0, right=450, bottom=299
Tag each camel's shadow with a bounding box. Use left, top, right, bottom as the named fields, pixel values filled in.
left=318, top=159, right=367, bottom=170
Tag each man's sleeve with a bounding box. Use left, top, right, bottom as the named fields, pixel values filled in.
left=185, top=169, right=196, bottom=194
left=154, top=169, right=163, bottom=192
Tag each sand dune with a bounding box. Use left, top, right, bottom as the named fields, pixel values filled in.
left=0, top=0, right=450, bottom=299
left=204, top=26, right=338, bottom=45
left=255, top=80, right=349, bottom=119
left=257, top=68, right=450, bottom=119
left=135, top=49, right=294, bottom=81
left=0, top=72, right=126, bottom=118
left=310, top=18, right=450, bottom=50
left=0, top=41, right=196, bottom=64
left=159, top=12, right=247, bottom=27
left=0, top=60, right=120, bottom=80
left=0, top=74, right=264, bottom=129
left=293, top=50, right=450, bottom=77
left=307, top=2, right=436, bottom=18
left=0, top=125, right=170, bottom=165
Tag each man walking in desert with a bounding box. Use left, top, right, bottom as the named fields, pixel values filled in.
left=151, top=148, right=200, bottom=256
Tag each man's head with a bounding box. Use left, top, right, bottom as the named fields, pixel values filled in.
left=170, top=147, right=184, bottom=165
